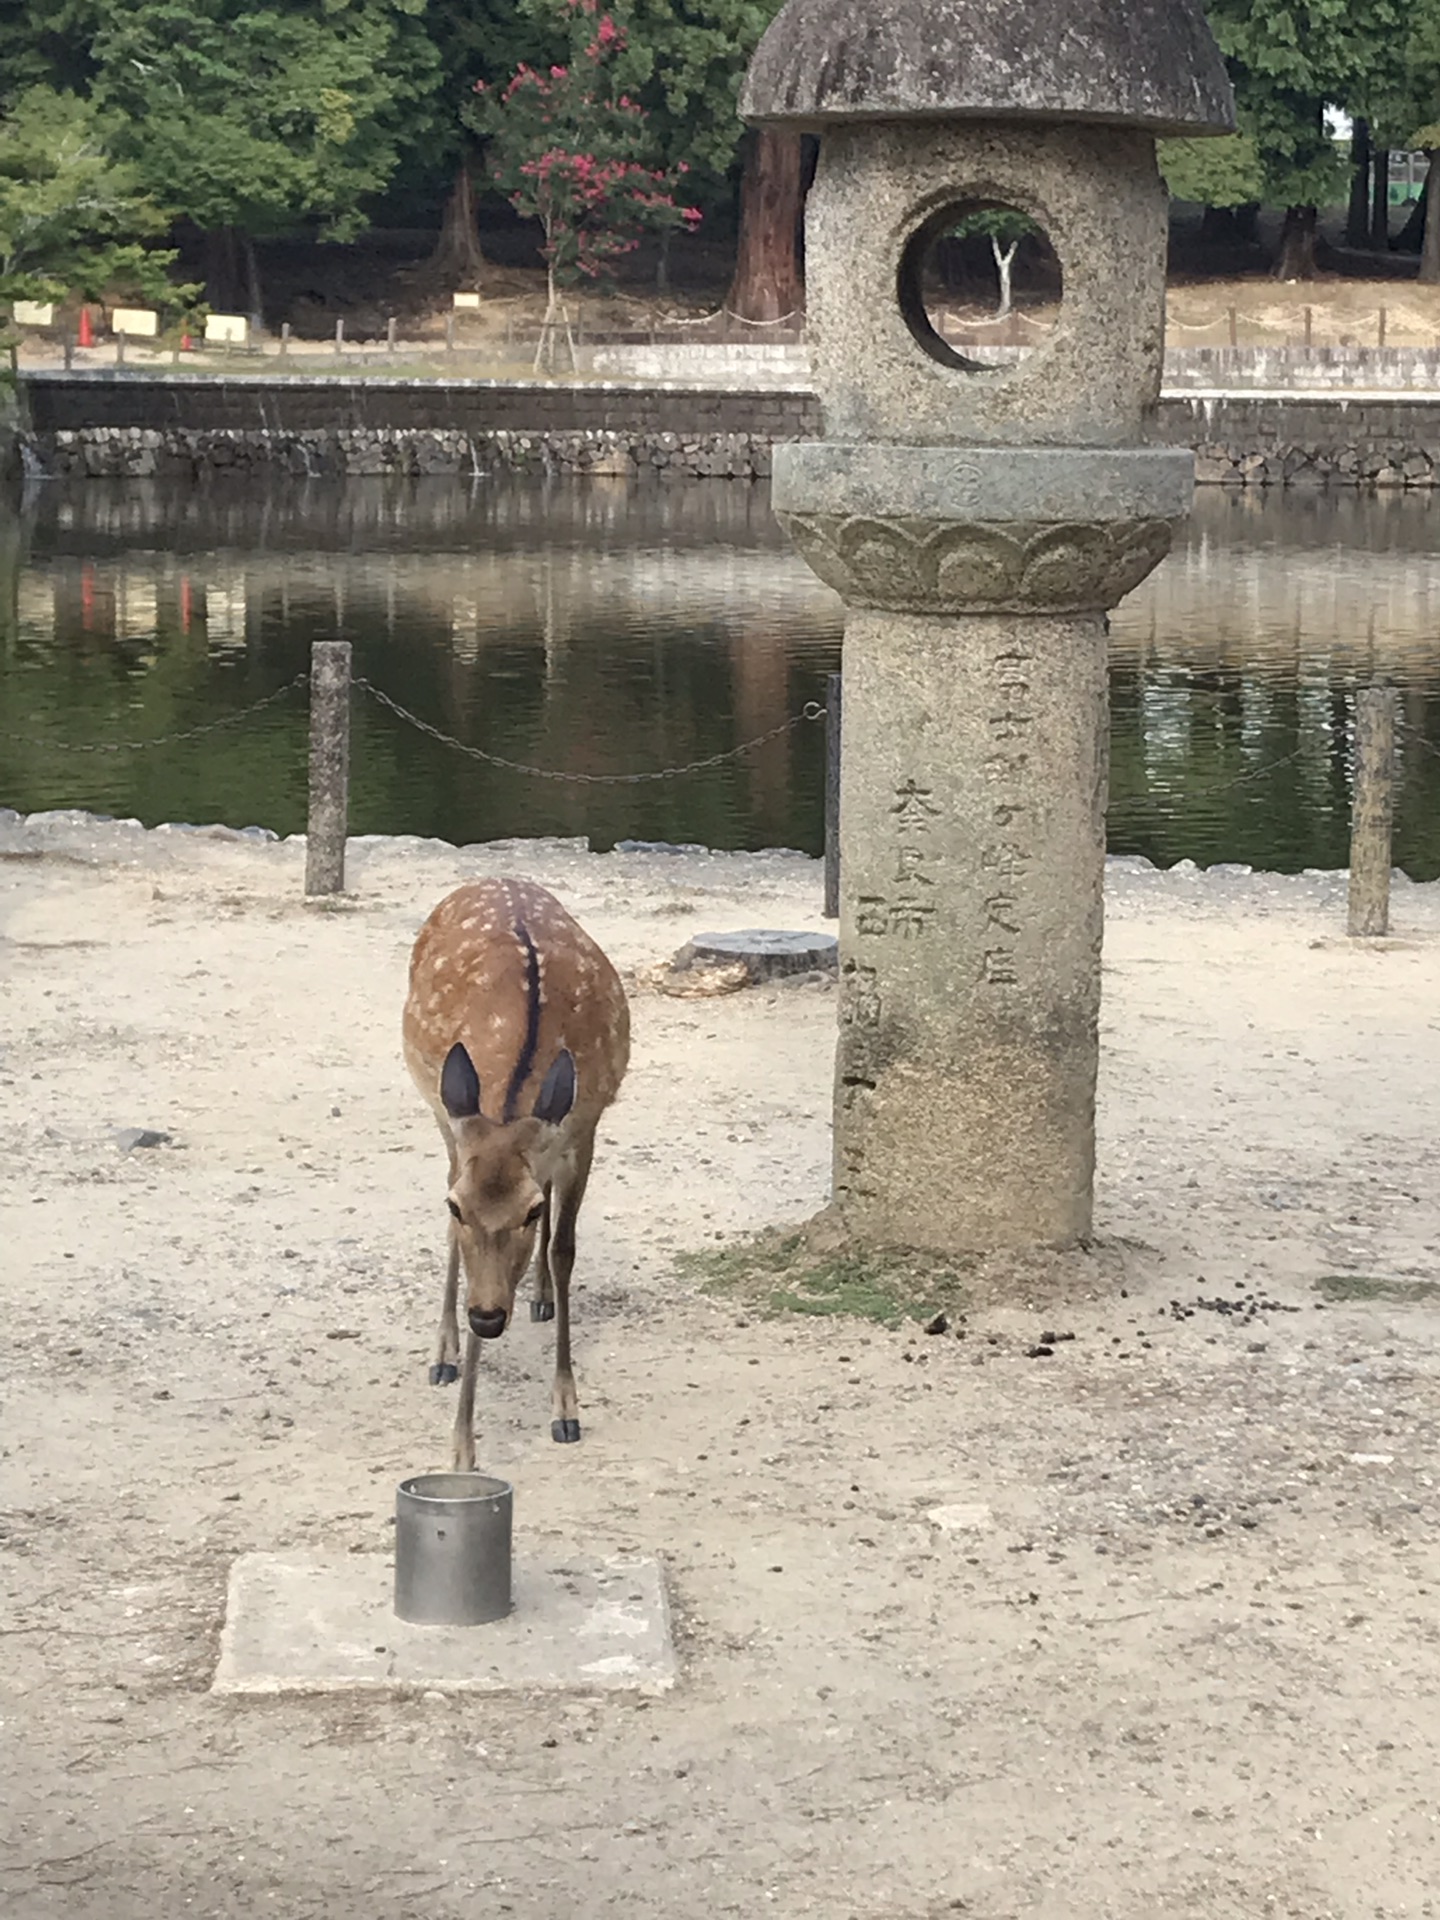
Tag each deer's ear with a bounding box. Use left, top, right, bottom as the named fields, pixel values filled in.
left=440, top=1043, right=481, bottom=1120
left=533, top=1049, right=576, bottom=1126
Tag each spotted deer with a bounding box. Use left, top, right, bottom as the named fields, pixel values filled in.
left=402, top=879, right=630, bottom=1468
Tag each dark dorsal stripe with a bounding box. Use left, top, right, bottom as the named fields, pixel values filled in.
left=502, top=919, right=543, bottom=1123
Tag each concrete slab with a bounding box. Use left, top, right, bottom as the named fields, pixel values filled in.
left=212, top=1553, right=676, bottom=1697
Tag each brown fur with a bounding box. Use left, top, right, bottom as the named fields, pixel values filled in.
left=403, top=878, right=630, bottom=1465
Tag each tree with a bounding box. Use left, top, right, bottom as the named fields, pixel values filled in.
left=1201, top=0, right=1407, bottom=278
left=89, top=0, right=439, bottom=317
left=1380, top=1, right=1440, bottom=282
left=945, top=207, right=1041, bottom=319
left=466, top=0, right=701, bottom=367
left=609, top=0, right=788, bottom=296
left=415, top=0, right=545, bottom=287
left=0, top=86, right=197, bottom=331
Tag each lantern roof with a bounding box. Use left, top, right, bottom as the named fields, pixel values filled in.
left=740, top=0, right=1235, bottom=137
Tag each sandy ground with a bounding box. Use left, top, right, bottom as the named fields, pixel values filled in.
left=3, top=814, right=1440, bottom=1920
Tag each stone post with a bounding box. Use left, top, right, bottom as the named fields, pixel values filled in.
left=742, top=0, right=1234, bottom=1252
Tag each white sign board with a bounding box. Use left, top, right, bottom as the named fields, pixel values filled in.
left=12, top=300, right=56, bottom=327
left=205, top=313, right=249, bottom=345
left=112, top=307, right=159, bottom=338
left=452, top=291, right=482, bottom=311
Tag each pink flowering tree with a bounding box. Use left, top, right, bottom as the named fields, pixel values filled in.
left=464, top=0, right=701, bottom=363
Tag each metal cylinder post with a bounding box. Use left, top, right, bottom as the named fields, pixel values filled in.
left=386, top=315, right=397, bottom=354
left=305, top=639, right=351, bottom=898
left=1348, top=685, right=1398, bottom=937
left=394, top=1473, right=513, bottom=1625
left=824, top=670, right=842, bottom=919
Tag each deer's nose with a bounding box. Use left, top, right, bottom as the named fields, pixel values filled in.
left=468, top=1307, right=508, bottom=1339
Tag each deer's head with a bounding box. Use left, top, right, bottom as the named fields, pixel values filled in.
left=439, top=1040, right=576, bottom=1337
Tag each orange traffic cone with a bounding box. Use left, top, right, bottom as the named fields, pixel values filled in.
left=77, top=306, right=93, bottom=348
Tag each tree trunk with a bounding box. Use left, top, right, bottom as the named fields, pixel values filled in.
left=203, top=226, right=244, bottom=312
left=1420, top=153, right=1440, bottom=285
left=1272, top=205, right=1319, bottom=280
left=1346, top=118, right=1371, bottom=248
left=242, top=233, right=264, bottom=332
left=1372, top=149, right=1391, bottom=250
left=725, top=127, right=805, bottom=324
left=991, top=237, right=1019, bottom=318
left=429, top=162, right=488, bottom=287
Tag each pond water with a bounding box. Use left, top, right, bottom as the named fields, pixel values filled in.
left=2, top=477, right=1439, bottom=877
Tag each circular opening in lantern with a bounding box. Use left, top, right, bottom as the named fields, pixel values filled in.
left=897, top=200, right=1062, bottom=370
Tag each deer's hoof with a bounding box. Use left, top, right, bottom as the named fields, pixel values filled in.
left=551, top=1418, right=581, bottom=1444
left=530, top=1300, right=555, bottom=1323
left=428, top=1362, right=459, bottom=1387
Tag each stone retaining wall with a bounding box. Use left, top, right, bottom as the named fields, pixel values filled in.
left=17, top=373, right=1440, bottom=487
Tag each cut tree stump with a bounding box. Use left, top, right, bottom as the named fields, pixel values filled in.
left=673, top=930, right=838, bottom=983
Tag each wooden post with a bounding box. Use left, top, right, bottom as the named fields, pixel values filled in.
left=1348, top=685, right=1398, bottom=937
left=280, top=322, right=291, bottom=357
left=1304, top=305, right=1314, bottom=349
left=824, top=670, right=842, bottom=920
left=386, top=316, right=397, bottom=354
left=334, top=316, right=345, bottom=355
left=446, top=312, right=456, bottom=354
left=1378, top=306, right=1387, bottom=349
left=306, top=640, right=352, bottom=898
left=1227, top=305, right=1237, bottom=348
left=63, top=335, right=74, bottom=371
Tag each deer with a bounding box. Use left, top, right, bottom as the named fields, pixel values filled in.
left=402, top=878, right=630, bottom=1470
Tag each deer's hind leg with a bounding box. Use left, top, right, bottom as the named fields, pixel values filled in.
left=549, top=1139, right=594, bottom=1445
left=529, top=1183, right=556, bottom=1322
left=429, top=1118, right=462, bottom=1387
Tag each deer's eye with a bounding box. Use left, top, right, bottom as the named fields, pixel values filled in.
left=446, top=1198, right=462, bottom=1222
left=524, top=1201, right=545, bottom=1228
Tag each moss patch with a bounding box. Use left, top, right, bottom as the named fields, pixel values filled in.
left=1315, top=1274, right=1440, bottom=1305
left=676, top=1216, right=972, bottom=1328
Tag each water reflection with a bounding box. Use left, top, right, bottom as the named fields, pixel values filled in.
left=1, top=478, right=1438, bottom=875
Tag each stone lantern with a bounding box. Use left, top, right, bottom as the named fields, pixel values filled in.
left=740, top=0, right=1234, bottom=1251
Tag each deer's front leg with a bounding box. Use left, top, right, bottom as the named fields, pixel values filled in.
left=451, top=1325, right=481, bottom=1471
left=549, top=1151, right=591, bottom=1444
left=429, top=1230, right=461, bottom=1387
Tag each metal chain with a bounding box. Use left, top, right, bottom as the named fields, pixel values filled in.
left=0, top=672, right=310, bottom=754
left=1145, top=743, right=1311, bottom=799
left=1397, top=719, right=1440, bottom=760
left=353, top=676, right=826, bottom=784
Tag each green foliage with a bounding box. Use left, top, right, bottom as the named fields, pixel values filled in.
left=947, top=205, right=1036, bottom=245
left=0, top=85, right=197, bottom=323
left=1159, top=133, right=1265, bottom=208
left=1203, top=0, right=1406, bottom=209
left=588, top=0, right=783, bottom=200
left=89, top=0, right=440, bottom=242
